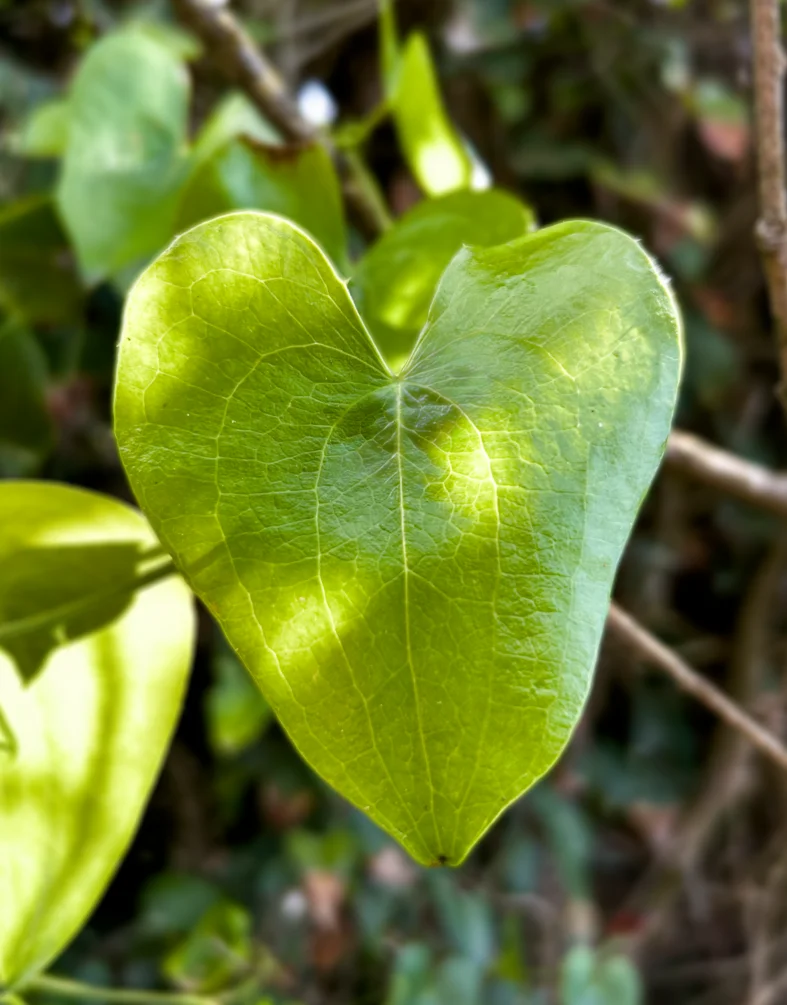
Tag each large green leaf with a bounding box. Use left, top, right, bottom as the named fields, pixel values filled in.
left=114, top=212, right=681, bottom=866
left=56, top=29, right=190, bottom=279
left=351, top=190, right=535, bottom=369
left=177, top=137, right=348, bottom=271
left=392, top=33, right=473, bottom=196
left=0, top=483, right=194, bottom=987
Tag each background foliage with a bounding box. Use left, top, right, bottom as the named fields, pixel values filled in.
left=0, top=1, right=783, bottom=1003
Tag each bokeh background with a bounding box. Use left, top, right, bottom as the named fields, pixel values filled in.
left=2, top=1, right=786, bottom=1003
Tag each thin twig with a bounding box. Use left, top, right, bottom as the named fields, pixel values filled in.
left=607, top=602, right=787, bottom=774
left=172, top=0, right=310, bottom=142
left=172, top=0, right=391, bottom=238
left=665, top=429, right=787, bottom=520
left=750, top=0, right=787, bottom=395
left=622, top=544, right=787, bottom=956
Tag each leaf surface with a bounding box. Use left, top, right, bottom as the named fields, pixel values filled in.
left=114, top=212, right=681, bottom=865
left=0, top=483, right=194, bottom=986
left=56, top=29, right=190, bottom=278
left=351, top=190, right=534, bottom=368
left=177, top=137, right=348, bottom=270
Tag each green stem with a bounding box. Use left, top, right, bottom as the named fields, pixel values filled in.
left=23, top=975, right=216, bottom=1005
left=341, top=148, right=393, bottom=233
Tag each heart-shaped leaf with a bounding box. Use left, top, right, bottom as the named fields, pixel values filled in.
left=114, top=212, right=681, bottom=865
left=0, top=483, right=194, bottom=987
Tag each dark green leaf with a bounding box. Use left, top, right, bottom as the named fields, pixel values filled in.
left=0, top=323, right=53, bottom=477
left=163, top=902, right=252, bottom=994
left=0, top=195, right=83, bottom=325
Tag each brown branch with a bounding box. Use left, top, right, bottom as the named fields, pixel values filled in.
left=172, top=0, right=390, bottom=238
left=172, top=0, right=311, bottom=142
left=607, top=602, right=787, bottom=774
left=750, top=0, right=787, bottom=393
left=665, top=429, right=787, bottom=519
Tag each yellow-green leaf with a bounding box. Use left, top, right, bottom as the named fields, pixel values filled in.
left=392, top=33, right=473, bottom=196
left=0, top=483, right=195, bottom=987
left=114, top=212, right=681, bottom=867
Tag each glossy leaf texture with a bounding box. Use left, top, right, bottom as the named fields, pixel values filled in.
left=392, top=33, right=474, bottom=196
left=114, top=212, right=681, bottom=866
left=56, top=28, right=190, bottom=279
left=0, top=483, right=195, bottom=987
left=350, top=190, right=535, bottom=369
left=177, top=137, right=348, bottom=271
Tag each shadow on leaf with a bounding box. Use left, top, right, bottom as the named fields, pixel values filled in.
left=0, top=540, right=163, bottom=684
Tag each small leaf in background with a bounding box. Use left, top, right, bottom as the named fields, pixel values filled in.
left=57, top=28, right=190, bottom=279
left=0, top=323, right=53, bottom=477
left=115, top=213, right=681, bottom=866
left=190, top=92, right=280, bottom=166
left=435, top=956, right=484, bottom=1005
left=177, top=138, right=348, bottom=271
left=163, top=901, right=252, bottom=994
left=560, top=946, right=642, bottom=1005
left=688, top=78, right=750, bottom=163
left=429, top=872, right=496, bottom=968
left=286, top=829, right=359, bottom=879
left=560, top=946, right=596, bottom=1005
left=392, top=33, right=473, bottom=195
left=0, top=195, right=83, bottom=325
left=0, top=482, right=194, bottom=987
left=206, top=648, right=272, bottom=757
left=530, top=787, right=593, bottom=901
left=126, top=19, right=202, bottom=62
left=385, top=944, right=434, bottom=1005
left=139, top=874, right=224, bottom=940
left=16, top=98, right=70, bottom=158
left=351, top=189, right=534, bottom=368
